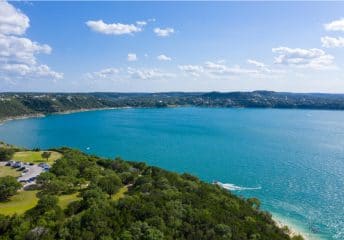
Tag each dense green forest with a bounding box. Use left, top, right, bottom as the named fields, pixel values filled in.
left=1, top=91, right=344, bottom=121
left=0, top=146, right=303, bottom=240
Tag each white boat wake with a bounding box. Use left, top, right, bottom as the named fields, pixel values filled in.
left=214, top=181, right=261, bottom=191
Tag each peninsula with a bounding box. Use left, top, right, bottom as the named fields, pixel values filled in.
left=0, top=143, right=304, bottom=239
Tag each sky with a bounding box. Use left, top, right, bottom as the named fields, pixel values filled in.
left=1, top=1, right=344, bottom=93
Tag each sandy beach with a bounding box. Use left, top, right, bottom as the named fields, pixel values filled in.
left=272, top=214, right=320, bottom=240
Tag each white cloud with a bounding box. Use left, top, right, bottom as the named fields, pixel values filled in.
left=247, top=59, right=266, bottom=68
left=0, top=1, right=29, bottom=35
left=86, top=67, right=120, bottom=79
left=154, top=27, right=174, bottom=37
left=2, top=63, right=63, bottom=79
left=324, top=18, right=344, bottom=32
left=203, top=62, right=227, bottom=74
left=0, top=34, right=51, bottom=65
left=0, top=1, right=62, bottom=81
left=247, top=59, right=271, bottom=72
left=204, top=61, right=257, bottom=76
left=136, top=21, right=147, bottom=26
left=272, top=47, right=335, bottom=70
left=178, top=65, right=204, bottom=77
left=321, top=36, right=344, bottom=48
left=157, top=54, right=172, bottom=61
left=127, top=53, right=138, bottom=62
left=86, top=20, right=143, bottom=35
left=86, top=67, right=173, bottom=81
left=179, top=61, right=264, bottom=78
left=127, top=67, right=174, bottom=80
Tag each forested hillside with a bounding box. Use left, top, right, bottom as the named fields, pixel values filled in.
left=0, top=146, right=302, bottom=240
left=0, top=94, right=115, bottom=120
left=2, top=91, right=344, bottom=121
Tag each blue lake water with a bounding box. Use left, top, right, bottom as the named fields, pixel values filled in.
left=0, top=107, right=343, bottom=239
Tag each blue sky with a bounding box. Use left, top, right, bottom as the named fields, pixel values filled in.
left=1, top=1, right=344, bottom=92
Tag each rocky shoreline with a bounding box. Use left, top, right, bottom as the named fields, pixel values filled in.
left=0, top=113, right=46, bottom=125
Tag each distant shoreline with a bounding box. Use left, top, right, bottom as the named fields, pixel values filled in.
left=2, top=91, right=344, bottom=125
left=52, top=106, right=132, bottom=116
left=0, top=107, right=131, bottom=125
left=0, top=113, right=46, bottom=125
left=1, top=104, right=343, bottom=125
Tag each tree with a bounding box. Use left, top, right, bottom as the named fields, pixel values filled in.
left=0, top=176, right=21, bottom=201
left=36, top=172, right=56, bottom=185
left=42, top=179, right=71, bottom=195
left=97, top=173, right=122, bottom=197
left=0, top=146, right=294, bottom=239
left=41, top=151, right=51, bottom=161
left=80, top=187, right=109, bottom=209
left=292, top=236, right=305, bottom=240
left=215, top=224, right=232, bottom=239
left=127, top=221, right=164, bottom=240
left=0, top=148, right=15, bottom=161
left=26, top=194, right=60, bottom=217
left=247, top=197, right=261, bottom=210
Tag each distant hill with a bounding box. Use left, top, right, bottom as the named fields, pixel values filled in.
left=1, top=91, right=344, bottom=121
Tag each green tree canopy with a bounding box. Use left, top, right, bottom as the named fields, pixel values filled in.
left=97, top=173, right=122, bottom=197
left=0, top=176, right=21, bottom=201
left=41, top=151, right=51, bottom=161
left=0, top=148, right=15, bottom=161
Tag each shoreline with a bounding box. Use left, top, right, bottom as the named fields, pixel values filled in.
left=272, top=214, right=320, bottom=240
left=0, top=113, right=46, bottom=125
left=52, top=106, right=132, bottom=115
left=0, top=107, right=131, bottom=125
left=213, top=183, right=315, bottom=240
left=273, top=216, right=307, bottom=239
left=1, top=105, right=344, bottom=125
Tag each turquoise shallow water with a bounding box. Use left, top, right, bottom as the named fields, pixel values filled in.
left=0, top=107, right=343, bottom=239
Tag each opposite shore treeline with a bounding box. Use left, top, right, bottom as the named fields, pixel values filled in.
left=1, top=91, right=344, bottom=122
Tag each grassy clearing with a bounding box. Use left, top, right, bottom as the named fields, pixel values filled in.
left=112, top=186, right=128, bottom=201
left=58, top=192, right=81, bottom=209
left=0, top=190, right=38, bottom=216
left=13, top=151, right=63, bottom=165
left=57, top=186, right=128, bottom=210
left=0, top=186, right=128, bottom=216
left=0, top=166, right=21, bottom=178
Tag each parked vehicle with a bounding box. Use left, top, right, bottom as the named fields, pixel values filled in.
left=13, top=162, right=22, bottom=168
left=18, top=166, right=26, bottom=171
left=39, top=163, right=51, bottom=170
left=28, top=177, right=36, bottom=182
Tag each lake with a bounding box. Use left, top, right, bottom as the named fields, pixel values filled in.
left=0, top=107, right=343, bottom=239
